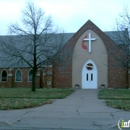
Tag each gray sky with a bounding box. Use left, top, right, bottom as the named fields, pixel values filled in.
left=0, top=0, right=130, bottom=35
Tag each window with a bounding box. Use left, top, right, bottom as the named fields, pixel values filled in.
left=91, top=73, right=93, bottom=81
left=15, top=70, right=22, bottom=82
left=86, top=63, right=93, bottom=70
left=28, top=70, right=33, bottom=82
left=86, top=74, right=88, bottom=81
left=2, top=70, right=8, bottom=81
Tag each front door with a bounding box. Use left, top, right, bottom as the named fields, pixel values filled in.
left=82, top=60, right=97, bottom=89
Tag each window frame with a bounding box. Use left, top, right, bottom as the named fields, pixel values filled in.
left=15, top=69, right=22, bottom=82
left=1, top=69, right=8, bottom=82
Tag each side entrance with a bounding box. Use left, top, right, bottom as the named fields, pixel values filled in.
left=82, top=60, right=97, bottom=89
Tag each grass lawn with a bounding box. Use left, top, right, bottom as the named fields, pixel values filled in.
left=99, top=89, right=130, bottom=111
left=0, top=88, right=74, bottom=110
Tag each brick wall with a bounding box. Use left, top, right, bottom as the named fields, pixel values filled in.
left=53, top=64, right=72, bottom=88
left=53, top=20, right=128, bottom=88
left=0, top=68, right=47, bottom=88
left=0, top=20, right=127, bottom=89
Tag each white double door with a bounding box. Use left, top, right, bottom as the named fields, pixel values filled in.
left=82, top=60, right=97, bottom=89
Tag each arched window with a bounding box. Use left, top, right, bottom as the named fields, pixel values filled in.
left=2, top=70, right=8, bottom=81
left=28, top=70, right=33, bottom=82
left=15, top=70, right=22, bottom=82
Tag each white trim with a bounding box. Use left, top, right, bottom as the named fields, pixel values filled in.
left=82, top=60, right=98, bottom=89
left=36, top=73, right=40, bottom=76
left=1, top=69, right=8, bottom=82
left=15, top=69, right=22, bottom=82
left=8, top=74, right=12, bottom=76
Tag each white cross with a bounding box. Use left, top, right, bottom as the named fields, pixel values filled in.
left=84, top=33, right=96, bottom=53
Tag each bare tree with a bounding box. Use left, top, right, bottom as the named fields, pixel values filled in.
left=0, top=2, right=67, bottom=91
left=107, top=7, right=130, bottom=67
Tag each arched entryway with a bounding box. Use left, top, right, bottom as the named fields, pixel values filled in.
left=82, top=60, right=97, bottom=89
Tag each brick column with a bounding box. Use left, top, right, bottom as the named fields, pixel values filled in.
left=36, top=69, right=40, bottom=88
left=46, top=65, right=53, bottom=88
left=8, top=68, right=13, bottom=88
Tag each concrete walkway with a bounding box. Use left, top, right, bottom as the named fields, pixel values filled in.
left=0, top=89, right=129, bottom=130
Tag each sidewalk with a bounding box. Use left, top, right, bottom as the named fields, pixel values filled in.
left=0, top=89, right=129, bottom=130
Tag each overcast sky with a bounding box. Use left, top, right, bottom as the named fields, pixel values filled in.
left=0, top=0, right=130, bottom=35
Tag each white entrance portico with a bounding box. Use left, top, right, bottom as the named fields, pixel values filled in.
left=82, top=60, right=97, bottom=89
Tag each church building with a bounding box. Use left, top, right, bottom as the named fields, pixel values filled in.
left=0, top=20, right=129, bottom=89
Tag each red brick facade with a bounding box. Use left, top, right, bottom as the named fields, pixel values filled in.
left=0, top=67, right=53, bottom=88
left=53, top=20, right=128, bottom=88
left=0, top=20, right=128, bottom=88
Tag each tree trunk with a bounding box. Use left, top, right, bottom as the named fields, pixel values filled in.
left=32, top=69, right=36, bottom=92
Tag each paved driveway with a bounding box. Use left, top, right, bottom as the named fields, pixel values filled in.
left=0, top=89, right=129, bottom=130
